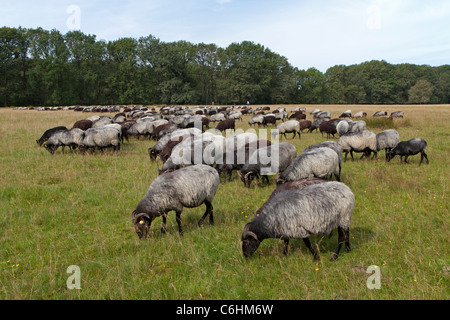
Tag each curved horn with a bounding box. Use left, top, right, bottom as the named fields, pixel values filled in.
left=244, top=171, right=252, bottom=180
left=241, top=230, right=258, bottom=241
left=132, top=212, right=151, bottom=225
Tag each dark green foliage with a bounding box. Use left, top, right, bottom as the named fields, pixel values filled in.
left=1, top=27, right=449, bottom=106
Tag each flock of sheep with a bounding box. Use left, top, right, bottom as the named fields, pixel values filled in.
left=34, top=105, right=429, bottom=260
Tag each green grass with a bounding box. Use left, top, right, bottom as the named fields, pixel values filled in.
left=0, top=105, right=449, bottom=300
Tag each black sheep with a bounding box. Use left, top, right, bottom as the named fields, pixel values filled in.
left=36, top=126, right=68, bottom=147
left=386, top=138, right=429, bottom=165
left=216, top=119, right=235, bottom=133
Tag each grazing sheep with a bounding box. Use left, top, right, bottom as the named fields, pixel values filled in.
left=216, top=138, right=271, bottom=183
left=248, top=114, right=265, bottom=127
left=92, top=116, right=113, bottom=128
left=255, top=177, right=326, bottom=216
left=390, top=111, right=404, bottom=118
left=158, top=134, right=192, bottom=162
left=375, top=129, right=400, bottom=159
left=210, top=113, right=226, bottom=122
left=131, top=164, right=220, bottom=238
left=262, top=115, right=277, bottom=127
left=239, top=142, right=297, bottom=188
left=43, top=128, right=84, bottom=154
left=72, top=119, right=93, bottom=131
left=272, top=120, right=301, bottom=140
left=302, top=141, right=343, bottom=171
left=339, top=110, right=352, bottom=118
left=79, top=127, right=121, bottom=153
left=289, top=112, right=306, bottom=121
left=299, top=120, right=312, bottom=133
left=160, top=133, right=226, bottom=172
left=241, top=181, right=355, bottom=261
left=151, top=123, right=179, bottom=141
left=277, top=147, right=340, bottom=184
left=337, top=130, right=377, bottom=162
left=216, top=119, right=235, bottom=133
left=352, top=111, right=367, bottom=118
left=386, top=138, right=429, bottom=165
left=373, top=111, right=387, bottom=117
left=309, top=118, right=327, bottom=133
left=336, top=120, right=350, bottom=137
left=228, top=111, right=243, bottom=121
left=336, top=120, right=366, bottom=136
left=319, top=120, right=337, bottom=139
left=314, top=111, right=331, bottom=119
left=148, top=128, right=202, bottom=161
left=36, top=126, right=68, bottom=147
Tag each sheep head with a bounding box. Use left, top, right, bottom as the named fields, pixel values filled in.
left=386, top=150, right=394, bottom=162
left=148, top=148, right=157, bottom=161
left=241, top=226, right=260, bottom=258
left=240, top=171, right=256, bottom=188
left=132, top=211, right=152, bottom=239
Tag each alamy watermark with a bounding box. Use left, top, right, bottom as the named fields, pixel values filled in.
left=166, top=123, right=280, bottom=175
left=366, top=265, right=381, bottom=289
left=66, top=5, right=81, bottom=30
left=66, top=265, right=81, bottom=290
left=366, top=5, right=381, bottom=30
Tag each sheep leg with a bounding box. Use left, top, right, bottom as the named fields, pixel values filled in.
left=420, top=151, right=429, bottom=165
left=423, top=151, right=429, bottom=164
left=302, top=238, right=319, bottom=261
left=331, top=227, right=345, bottom=261
left=175, top=211, right=183, bottom=235
left=404, top=155, right=409, bottom=163
left=198, top=201, right=213, bottom=226
left=344, top=228, right=351, bottom=252
left=292, top=131, right=296, bottom=139
left=160, top=213, right=167, bottom=234
left=283, top=238, right=289, bottom=256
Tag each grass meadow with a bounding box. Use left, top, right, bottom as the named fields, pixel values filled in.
left=0, top=104, right=448, bottom=300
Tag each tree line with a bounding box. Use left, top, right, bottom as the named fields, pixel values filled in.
left=1, top=26, right=449, bottom=107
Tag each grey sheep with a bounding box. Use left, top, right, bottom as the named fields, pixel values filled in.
left=276, top=147, right=340, bottom=184
left=160, top=133, right=226, bottom=173
left=272, top=120, right=301, bottom=140
left=43, top=128, right=84, bottom=154
left=352, top=111, right=367, bottom=118
left=302, top=141, right=343, bottom=171
left=132, top=164, right=220, bottom=238
left=255, top=177, right=326, bottom=217
left=216, top=139, right=271, bottom=183
left=248, top=114, right=265, bottom=127
left=239, top=142, right=297, bottom=188
left=148, top=128, right=202, bottom=161
left=241, top=181, right=355, bottom=261
left=376, top=129, right=400, bottom=159
left=390, top=111, right=404, bottom=118
left=79, top=126, right=121, bottom=153
left=337, top=130, right=377, bottom=162
left=386, top=138, right=429, bottom=165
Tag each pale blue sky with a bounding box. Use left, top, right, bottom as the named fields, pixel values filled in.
left=1, top=0, right=449, bottom=71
